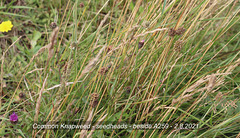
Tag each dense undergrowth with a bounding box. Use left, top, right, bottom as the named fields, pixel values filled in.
left=0, top=0, right=240, bottom=137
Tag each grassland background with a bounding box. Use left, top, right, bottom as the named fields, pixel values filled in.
left=0, top=0, right=240, bottom=137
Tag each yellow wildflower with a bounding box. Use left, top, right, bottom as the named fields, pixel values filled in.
left=0, top=20, right=13, bottom=32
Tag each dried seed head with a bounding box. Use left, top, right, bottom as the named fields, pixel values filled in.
left=168, top=27, right=186, bottom=37
left=91, top=100, right=99, bottom=108
left=174, top=40, right=184, bottom=52
left=175, top=27, right=186, bottom=35
left=90, top=93, right=99, bottom=108
left=99, top=67, right=109, bottom=75
left=138, top=40, right=145, bottom=49
left=50, top=22, right=57, bottom=29
left=80, top=2, right=84, bottom=8
left=125, top=86, right=131, bottom=93
left=142, top=21, right=150, bottom=28
left=19, top=92, right=25, bottom=99
left=168, top=28, right=176, bottom=37
left=91, top=93, right=99, bottom=99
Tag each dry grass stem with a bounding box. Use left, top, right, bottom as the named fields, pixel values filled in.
left=0, top=36, right=22, bottom=95
left=87, top=113, right=108, bottom=138
left=134, top=28, right=168, bottom=38
left=78, top=45, right=106, bottom=79
left=80, top=109, right=94, bottom=138
left=34, top=74, right=48, bottom=122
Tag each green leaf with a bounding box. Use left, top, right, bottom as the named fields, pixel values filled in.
left=31, top=31, right=42, bottom=48
left=17, top=129, right=26, bottom=138
left=33, top=45, right=42, bottom=54
left=0, top=12, right=29, bottom=18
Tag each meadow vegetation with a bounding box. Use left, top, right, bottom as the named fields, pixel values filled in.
left=0, top=0, right=240, bottom=137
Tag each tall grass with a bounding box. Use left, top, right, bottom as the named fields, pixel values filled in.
left=0, top=0, right=239, bottom=137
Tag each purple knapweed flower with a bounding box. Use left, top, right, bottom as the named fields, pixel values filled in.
left=9, top=112, right=18, bottom=123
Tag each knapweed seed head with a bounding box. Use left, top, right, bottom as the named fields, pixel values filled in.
left=9, top=112, right=18, bottom=123
left=168, top=28, right=176, bottom=37
left=0, top=20, right=13, bottom=32
left=19, top=92, right=25, bottom=99
left=80, top=2, right=84, bottom=8
left=142, top=21, right=150, bottom=28
left=174, top=40, right=184, bottom=52
left=168, top=27, right=186, bottom=37
left=138, top=40, right=145, bottom=49
left=90, top=93, right=99, bottom=108
left=50, top=22, right=57, bottom=29
left=125, top=86, right=131, bottom=93
left=175, top=27, right=186, bottom=35
left=99, top=67, right=109, bottom=75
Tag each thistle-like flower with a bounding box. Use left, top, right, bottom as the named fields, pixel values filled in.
left=9, top=112, right=18, bottom=123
